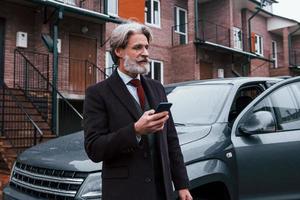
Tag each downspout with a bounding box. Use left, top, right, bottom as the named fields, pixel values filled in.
left=52, top=7, right=63, bottom=135
left=288, top=24, right=300, bottom=67
left=194, top=0, right=199, bottom=42
left=248, top=9, right=260, bottom=53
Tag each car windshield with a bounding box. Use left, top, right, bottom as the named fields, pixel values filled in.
left=167, top=84, right=232, bottom=125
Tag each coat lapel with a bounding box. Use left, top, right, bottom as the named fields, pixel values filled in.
left=141, top=76, right=159, bottom=110
left=107, top=71, right=140, bottom=121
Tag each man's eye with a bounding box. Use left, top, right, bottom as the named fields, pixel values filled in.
left=133, top=45, right=143, bottom=50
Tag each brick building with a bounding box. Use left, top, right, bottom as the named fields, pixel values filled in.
left=1, top=0, right=300, bottom=196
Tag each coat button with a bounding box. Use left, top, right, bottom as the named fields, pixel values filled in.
left=145, top=177, right=152, bottom=183
left=143, top=152, right=148, bottom=158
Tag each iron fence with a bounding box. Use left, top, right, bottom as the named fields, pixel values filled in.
left=0, top=83, right=43, bottom=155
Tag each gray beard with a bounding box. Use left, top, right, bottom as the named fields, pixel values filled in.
left=124, top=55, right=150, bottom=75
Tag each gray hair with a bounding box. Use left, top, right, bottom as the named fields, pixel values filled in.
left=109, top=22, right=153, bottom=64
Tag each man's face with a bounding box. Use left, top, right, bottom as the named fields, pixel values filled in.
left=116, top=33, right=150, bottom=76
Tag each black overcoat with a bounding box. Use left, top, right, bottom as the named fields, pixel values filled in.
left=83, top=71, right=189, bottom=200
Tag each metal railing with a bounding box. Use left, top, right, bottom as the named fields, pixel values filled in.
left=56, top=0, right=107, bottom=13
left=58, top=56, right=109, bottom=94
left=290, top=49, right=300, bottom=67
left=269, top=52, right=284, bottom=69
left=0, top=83, right=43, bottom=155
left=197, top=19, right=231, bottom=47
left=14, top=49, right=51, bottom=124
left=14, top=49, right=83, bottom=134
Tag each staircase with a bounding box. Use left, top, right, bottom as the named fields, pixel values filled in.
left=0, top=86, right=56, bottom=169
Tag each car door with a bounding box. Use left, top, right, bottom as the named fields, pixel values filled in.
left=231, top=77, right=300, bottom=200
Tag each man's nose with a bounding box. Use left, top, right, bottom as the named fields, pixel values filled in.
left=141, top=47, right=149, bottom=57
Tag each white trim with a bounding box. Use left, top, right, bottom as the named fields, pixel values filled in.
left=105, top=52, right=114, bottom=77
left=108, top=0, right=118, bottom=16
left=174, top=6, right=188, bottom=44
left=255, top=34, right=264, bottom=56
left=271, top=40, right=278, bottom=68
left=148, top=59, right=164, bottom=84
left=233, top=27, right=243, bottom=50
left=145, top=0, right=161, bottom=28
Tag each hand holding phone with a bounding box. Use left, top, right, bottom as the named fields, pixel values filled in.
left=155, top=102, right=172, bottom=113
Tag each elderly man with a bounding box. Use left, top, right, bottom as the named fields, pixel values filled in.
left=83, top=22, right=192, bottom=200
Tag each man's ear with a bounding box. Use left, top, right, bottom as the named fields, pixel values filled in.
left=115, top=48, right=125, bottom=59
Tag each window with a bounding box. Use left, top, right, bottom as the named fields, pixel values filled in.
left=105, top=52, right=115, bottom=77
left=240, top=82, right=300, bottom=133
left=146, top=60, right=163, bottom=83
left=174, top=7, right=188, bottom=44
left=271, top=41, right=278, bottom=68
left=261, top=0, right=273, bottom=13
left=108, top=0, right=118, bottom=16
left=57, top=0, right=76, bottom=5
left=255, top=34, right=264, bottom=56
left=145, top=0, right=161, bottom=27
left=233, top=27, right=243, bottom=50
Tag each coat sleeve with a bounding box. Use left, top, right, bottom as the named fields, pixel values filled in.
left=83, top=85, right=139, bottom=163
left=157, top=84, right=190, bottom=190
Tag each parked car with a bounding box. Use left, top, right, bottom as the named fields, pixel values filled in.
left=4, top=76, right=300, bottom=200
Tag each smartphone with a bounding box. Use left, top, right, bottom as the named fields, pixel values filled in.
left=155, top=102, right=172, bottom=113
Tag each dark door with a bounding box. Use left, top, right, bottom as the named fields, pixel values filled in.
left=69, top=35, right=97, bottom=93
left=0, top=18, right=5, bottom=86
left=232, top=77, right=300, bottom=199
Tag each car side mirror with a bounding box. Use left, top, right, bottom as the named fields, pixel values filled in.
left=238, top=111, right=276, bottom=135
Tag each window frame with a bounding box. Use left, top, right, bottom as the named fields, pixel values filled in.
left=105, top=52, right=115, bottom=78
left=147, top=59, right=164, bottom=84
left=255, top=34, right=264, bottom=56
left=145, top=0, right=161, bottom=28
left=108, top=0, right=118, bottom=17
left=174, top=6, right=188, bottom=44
left=271, top=40, right=278, bottom=68
left=233, top=27, right=243, bottom=50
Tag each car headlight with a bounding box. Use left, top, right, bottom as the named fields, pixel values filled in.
left=76, top=172, right=102, bottom=200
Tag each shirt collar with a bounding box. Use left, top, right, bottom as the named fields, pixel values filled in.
left=117, top=68, right=141, bottom=85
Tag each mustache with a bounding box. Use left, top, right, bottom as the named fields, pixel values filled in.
left=136, top=58, right=150, bottom=63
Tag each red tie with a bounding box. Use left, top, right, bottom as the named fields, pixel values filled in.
left=130, top=79, right=145, bottom=110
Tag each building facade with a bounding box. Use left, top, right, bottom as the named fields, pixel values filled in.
left=1, top=0, right=300, bottom=196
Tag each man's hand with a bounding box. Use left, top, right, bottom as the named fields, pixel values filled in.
left=134, top=109, right=169, bottom=135
left=178, top=189, right=193, bottom=200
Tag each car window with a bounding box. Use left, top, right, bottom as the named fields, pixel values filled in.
left=239, top=82, right=300, bottom=133
left=229, top=85, right=264, bottom=123
left=167, top=84, right=232, bottom=125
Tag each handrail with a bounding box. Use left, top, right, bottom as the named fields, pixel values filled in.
left=15, top=49, right=83, bottom=120
left=2, top=83, right=43, bottom=143
left=86, top=60, right=110, bottom=79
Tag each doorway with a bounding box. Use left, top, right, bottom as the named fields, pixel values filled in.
left=69, top=35, right=97, bottom=93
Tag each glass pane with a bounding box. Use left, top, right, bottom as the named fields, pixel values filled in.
left=179, top=10, right=186, bottom=33
left=270, top=84, right=300, bottom=130
left=108, top=0, right=118, bottom=15
left=179, top=34, right=186, bottom=44
left=153, top=62, right=161, bottom=81
left=153, top=1, right=159, bottom=25
left=145, top=0, right=151, bottom=23
left=168, top=84, right=232, bottom=124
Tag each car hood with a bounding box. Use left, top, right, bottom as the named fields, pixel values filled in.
left=18, top=125, right=211, bottom=172
left=18, top=131, right=101, bottom=172
left=177, top=125, right=211, bottom=145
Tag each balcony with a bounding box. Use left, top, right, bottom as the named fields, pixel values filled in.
left=55, top=0, right=106, bottom=14
left=290, top=49, right=300, bottom=67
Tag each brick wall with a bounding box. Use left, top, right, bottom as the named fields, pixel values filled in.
left=0, top=172, right=10, bottom=199
left=0, top=1, right=106, bottom=93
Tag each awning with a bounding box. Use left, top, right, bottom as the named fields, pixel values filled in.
left=27, top=0, right=123, bottom=24
left=195, top=40, right=274, bottom=63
